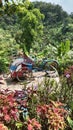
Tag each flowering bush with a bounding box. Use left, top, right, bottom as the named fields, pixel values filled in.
left=0, top=84, right=68, bottom=130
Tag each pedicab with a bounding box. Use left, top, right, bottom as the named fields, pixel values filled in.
left=5, top=52, right=59, bottom=81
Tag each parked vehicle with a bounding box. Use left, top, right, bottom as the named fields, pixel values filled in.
left=3, top=54, right=59, bottom=81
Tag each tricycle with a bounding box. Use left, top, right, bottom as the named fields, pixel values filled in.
left=3, top=54, right=59, bottom=81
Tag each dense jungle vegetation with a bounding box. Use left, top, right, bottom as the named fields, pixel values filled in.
left=0, top=0, right=73, bottom=73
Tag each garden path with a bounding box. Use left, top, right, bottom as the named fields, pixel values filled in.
left=0, top=71, right=59, bottom=91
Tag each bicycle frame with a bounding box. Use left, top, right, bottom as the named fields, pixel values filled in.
left=32, top=58, right=59, bottom=71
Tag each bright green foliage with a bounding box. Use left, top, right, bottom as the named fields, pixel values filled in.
left=0, top=28, right=20, bottom=73
left=67, top=116, right=73, bottom=129
left=16, top=1, right=44, bottom=52
left=62, top=40, right=70, bottom=55
left=58, top=40, right=70, bottom=57
left=0, top=0, right=44, bottom=72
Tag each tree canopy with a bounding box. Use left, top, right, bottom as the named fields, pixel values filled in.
left=16, top=1, right=44, bottom=52
left=0, top=0, right=73, bottom=72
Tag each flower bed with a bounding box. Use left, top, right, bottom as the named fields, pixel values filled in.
left=0, top=82, right=69, bottom=130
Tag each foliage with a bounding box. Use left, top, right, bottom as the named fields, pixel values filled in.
left=16, top=1, right=44, bottom=52
left=0, top=74, right=73, bottom=129
left=27, top=118, right=41, bottom=130
left=33, top=1, right=68, bottom=26
left=0, top=28, right=20, bottom=73
left=37, top=101, right=67, bottom=130
left=58, top=40, right=70, bottom=57
left=0, top=1, right=73, bottom=129
left=56, top=40, right=73, bottom=74
left=64, top=65, right=73, bottom=85
left=67, top=116, right=73, bottom=129
left=58, top=75, right=73, bottom=105
left=0, top=77, right=69, bottom=130
left=0, top=0, right=73, bottom=72
left=0, top=92, right=19, bottom=123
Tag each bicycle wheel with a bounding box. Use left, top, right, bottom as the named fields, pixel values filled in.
left=50, top=60, right=59, bottom=69
left=17, top=68, right=32, bottom=82
left=44, top=63, right=58, bottom=77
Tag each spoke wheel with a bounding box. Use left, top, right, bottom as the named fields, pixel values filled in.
left=50, top=61, right=58, bottom=69
left=17, top=68, right=32, bottom=82
left=44, top=63, right=58, bottom=77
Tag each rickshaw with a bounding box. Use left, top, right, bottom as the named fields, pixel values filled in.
left=3, top=53, right=59, bottom=81
left=9, top=57, right=58, bottom=81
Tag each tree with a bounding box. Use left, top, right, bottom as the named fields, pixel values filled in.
left=15, top=0, right=44, bottom=52
left=0, top=0, right=44, bottom=52
left=33, top=1, right=68, bottom=26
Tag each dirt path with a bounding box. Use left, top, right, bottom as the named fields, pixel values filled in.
left=0, top=71, right=59, bottom=91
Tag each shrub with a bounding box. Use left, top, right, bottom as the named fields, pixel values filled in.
left=0, top=93, right=19, bottom=124
left=37, top=101, right=67, bottom=130
left=0, top=76, right=70, bottom=130
left=64, top=65, right=73, bottom=85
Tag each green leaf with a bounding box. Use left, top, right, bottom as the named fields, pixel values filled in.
left=16, top=122, right=23, bottom=129
left=67, top=116, right=73, bottom=129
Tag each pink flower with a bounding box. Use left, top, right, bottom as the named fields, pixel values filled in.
left=66, top=74, right=70, bottom=78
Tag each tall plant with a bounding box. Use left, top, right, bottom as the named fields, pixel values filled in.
left=57, top=40, right=71, bottom=74
left=15, top=0, right=44, bottom=52
left=58, top=40, right=70, bottom=57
